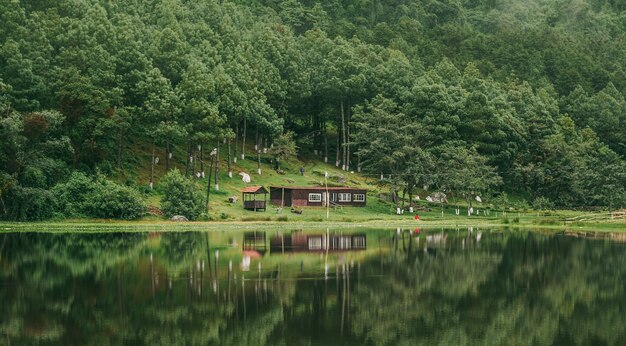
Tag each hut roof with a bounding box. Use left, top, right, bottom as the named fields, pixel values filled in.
left=241, top=186, right=268, bottom=194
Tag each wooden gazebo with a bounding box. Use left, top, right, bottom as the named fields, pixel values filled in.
left=241, top=186, right=268, bottom=211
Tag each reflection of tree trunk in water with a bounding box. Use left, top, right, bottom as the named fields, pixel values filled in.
left=341, top=263, right=346, bottom=335
left=242, top=274, right=247, bottom=320
left=150, top=253, right=155, bottom=299
left=401, top=230, right=406, bottom=251
left=407, top=231, right=413, bottom=261
left=205, top=233, right=213, bottom=281
left=227, top=260, right=232, bottom=302
left=200, top=260, right=204, bottom=298
left=214, top=250, right=219, bottom=305
left=117, top=266, right=124, bottom=326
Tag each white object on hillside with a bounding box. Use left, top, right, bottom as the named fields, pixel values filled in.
left=239, top=172, right=251, bottom=183
left=476, top=196, right=482, bottom=202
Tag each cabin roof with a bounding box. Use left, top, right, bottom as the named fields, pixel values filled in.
left=241, top=186, right=268, bottom=194
left=269, top=186, right=366, bottom=191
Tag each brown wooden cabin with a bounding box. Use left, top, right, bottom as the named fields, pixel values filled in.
left=269, top=186, right=367, bottom=207
left=241, top=186, right=268, bottom=211
left=270, top=232, right=366, bottom=253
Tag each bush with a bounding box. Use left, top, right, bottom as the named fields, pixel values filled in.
left=87, top=180, right=146, bottom=219
left=532, top=196, right=554, bottom=210
left=2, top=185, right=57, bottom=221
left=53, top=172, right=146, bottom=220
left=160, top=169, right=204, bottom=220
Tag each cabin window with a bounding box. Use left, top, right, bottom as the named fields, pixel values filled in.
left=308, top=193, right=322, bottom=202
left=308, top=237, right=322, bottom=250
left=338, top=193, right=351, bottom=202
left=353, top=194, right=365, bottom=202
left=353, top=236, right=366, bottom=248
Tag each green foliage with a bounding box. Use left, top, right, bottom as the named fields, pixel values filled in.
left=0, top=0, right=625, bottom=214
left=160, top=169, right=204, bottom=220
left=53, top=172, right=146, bottom=220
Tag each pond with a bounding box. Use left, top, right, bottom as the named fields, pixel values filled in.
left=1, top=227, right=625, bottom=345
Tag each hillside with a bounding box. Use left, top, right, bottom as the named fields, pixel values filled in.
left=1, top=0, right=625, bottom=221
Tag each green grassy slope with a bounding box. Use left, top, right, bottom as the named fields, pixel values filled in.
left=110, top=139, right=625, bottom=227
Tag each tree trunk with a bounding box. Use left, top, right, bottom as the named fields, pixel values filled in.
left=467, top=195, right=472, bottom=216
left=185, top=141, right=191, bottom=177
left=341, top=99, right=346, bottom=171
left=401, top=189, right=406, bottom=211
left=116, top=127, right=124, bottom=168
left=336, top=130, right=340, bottom=167
left=241, top=118, right=246, bottom=160
left=234, top=122, right=238, bottom=163
left=165, top=141, right=171, bottom=172
left=215, top=141, right=220, bottom=190
left=191, top=143, right=197, bottom=178
left=324, top=122, right=328, bottom=163
left=346, top=100, right=350, bottom=171
left=150, top=141, right=155, bottom=189
left=227, top=137, right=232, bottom=178
left=257, top=135, right=261, bottom=175
left=200, top=142, right=204, bottom=178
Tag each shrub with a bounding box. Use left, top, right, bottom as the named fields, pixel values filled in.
left=160, top=169, right=204, bottom=220
left=532, top=196, right=554, bottom=210
left=87, top=180, right=146, bottom=219
left=53, top=172, right=146, bottom=220
left=3, top=185, right=57, bottom=221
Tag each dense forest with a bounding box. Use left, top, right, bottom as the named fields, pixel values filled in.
left=1, top=0, right=625, bottom=220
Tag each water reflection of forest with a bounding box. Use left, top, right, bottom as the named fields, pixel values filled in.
left=1, top=229, right=625, bottom=345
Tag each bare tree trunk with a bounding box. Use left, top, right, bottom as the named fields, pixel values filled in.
left=150, top=141, right=155, bottom=189
left=166, top=141, right=171, bottom=172
left=116, top=127, right=124, bottom=168
left=191, top=143, right=197, bottom=178
left=341, top=100, right=346, bottom=170
left=324, top=121, right=328, bottom=163
left=336, top=130, right=340, bottom=167
left=215, top=141, right=220, bottom=190
left=228, top=137, right=232, bottom=178
left=241, top=118, right=246, bottom=160
left=200, top=142, right=204, bottom=178
left=257, top=134, right=261, bottom=175
left=346, top=100, right=350, bottom=171
left=234, top=122, right=238, bottom=164
left=185, top=141, right=191, bottom=177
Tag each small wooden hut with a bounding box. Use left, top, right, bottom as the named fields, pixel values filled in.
left=241, top=186, right=268, bottom=211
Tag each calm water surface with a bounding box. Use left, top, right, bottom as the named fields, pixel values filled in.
left=1, top=228, right=625, bottom=345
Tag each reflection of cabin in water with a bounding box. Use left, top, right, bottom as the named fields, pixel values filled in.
left=269, top=186, right=367, bottom=207
left=242, top=231, right=267, bottom=256
left=270, top=232, right=366, bottom=253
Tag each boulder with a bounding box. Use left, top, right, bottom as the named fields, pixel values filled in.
left=427, top=192, right=448, bottom=203
left=170, top=215, right=189, bottom=222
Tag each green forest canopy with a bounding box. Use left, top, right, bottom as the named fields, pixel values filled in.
left=1, top=0, right=625, bottom=220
